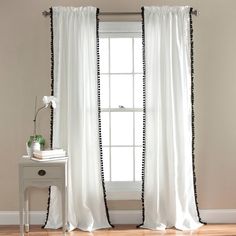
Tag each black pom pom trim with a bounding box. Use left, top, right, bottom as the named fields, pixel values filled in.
left=137, top=6, right=146, bottom=228
left=42, top=186, right=51, bottom=228
left=42, top=7, right=53, bottom=228
left=49, top=7, right=54, bottom=149
left=189, top=7, right=206, bottom=225
left=96, top=8, right=114, bottom=228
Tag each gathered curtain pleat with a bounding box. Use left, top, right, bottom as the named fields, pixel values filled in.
left=44, top=6, right=111, bottom=232
left=141, top=6, right=203, bottom=230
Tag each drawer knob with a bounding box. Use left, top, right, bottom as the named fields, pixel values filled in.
left=38, top=169, right=46, bottom=176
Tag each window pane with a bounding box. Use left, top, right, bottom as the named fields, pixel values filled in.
left=134, top=38, right=143, bottom=73
left=111, top=112, right=133, bottom=145
left=102, top=147, right=110, bottom=181
left=110, top=38, right=132, bottom=73
left=99, top=38, right=109, bottom=73
left=111, top=147, right=133, bottom=181
left=135, top=112, right=143, bottom=146
left=100, top=75, right=109, bottom=108
left=134, top=74, right=143, bottom=108
left=101, top=112, right=109, bottom=146
left=135, top=147, right=142, bottom=181
left=110, top=74, right=133, bottom=108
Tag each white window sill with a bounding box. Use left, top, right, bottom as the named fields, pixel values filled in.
left=105, top=181, right=141, bottom=200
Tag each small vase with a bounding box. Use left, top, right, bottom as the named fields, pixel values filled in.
left=26, top=141, right=40, bottom=157
left=32, top=140, right=40, bottom=151
left=26, top=135, right=45, bottom=157
left=26, top=143, right=33, bottom=157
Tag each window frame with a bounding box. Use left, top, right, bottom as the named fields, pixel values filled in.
left=99, top=22, right=143, bottom=200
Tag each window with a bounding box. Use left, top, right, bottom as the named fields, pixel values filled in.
left=99, top=22, right=143, bottom=200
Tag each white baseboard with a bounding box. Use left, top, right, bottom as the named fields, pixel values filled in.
left=109, top=210, right=142, bottom=224
left=1, top=209, right=236, bottom=225
left=0, top=211, right=46, bottom=225
left=110, top=209, right=236, bottom=224
left=200, top=209, right=236, bottom=224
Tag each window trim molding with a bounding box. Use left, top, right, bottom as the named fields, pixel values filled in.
left=99, top=22, right=142, bottom=33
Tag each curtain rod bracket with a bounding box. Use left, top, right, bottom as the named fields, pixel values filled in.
left=42, top=10, right=51, bottom=17
left=192, top=9, right=199, bottom=16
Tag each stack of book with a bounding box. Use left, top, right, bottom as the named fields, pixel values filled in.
left=32, top=149, right=67, bottom=161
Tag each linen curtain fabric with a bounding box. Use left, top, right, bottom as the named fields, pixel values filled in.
left=141, top=6, right=203, bottom=230
left=44, top=6, right=111, bottom=231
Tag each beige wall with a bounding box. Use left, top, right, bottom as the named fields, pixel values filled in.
left=1, top=0, right=236, bottom=211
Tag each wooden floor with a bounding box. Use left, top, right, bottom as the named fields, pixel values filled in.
left=1, top=224, right=236, bottom=236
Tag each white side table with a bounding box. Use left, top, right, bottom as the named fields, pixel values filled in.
left=19, top=157, right=68, bottom=236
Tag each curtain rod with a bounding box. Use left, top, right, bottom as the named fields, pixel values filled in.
left=42, top=9, right=199, bottom=17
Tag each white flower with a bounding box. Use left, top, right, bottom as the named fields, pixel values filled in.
left=42, top=96, right=57, bottom=109
left=33, top=96, right=57, bottom=136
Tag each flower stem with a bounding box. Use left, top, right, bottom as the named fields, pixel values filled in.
left=33, top=105, right=46, bottom=137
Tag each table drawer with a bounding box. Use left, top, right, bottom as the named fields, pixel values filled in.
left=23, top=166, right=64, bottom=179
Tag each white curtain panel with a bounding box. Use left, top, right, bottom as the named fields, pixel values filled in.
left=142, top=6, right=203, bottom=230
left=44, top=6, right=111, bottom=231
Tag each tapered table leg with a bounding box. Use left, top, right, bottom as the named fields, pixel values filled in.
left=19, top=185, right=24, bottom=236
left=24, top=188, right=29, bottom=233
